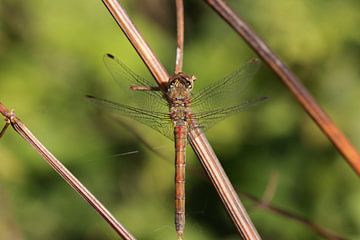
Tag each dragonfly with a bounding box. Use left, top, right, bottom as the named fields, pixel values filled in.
left=87, top=53, right=268, bottom=239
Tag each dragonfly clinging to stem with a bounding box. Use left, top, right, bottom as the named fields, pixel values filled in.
left=87, top=53, right=268, bottom=239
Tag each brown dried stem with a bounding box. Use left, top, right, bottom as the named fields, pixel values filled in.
left=0, top=121, right=10, bottom=138
left=175, top=0, right=184, bottom=73
left=101, top=0, right=260, bottom=239
left=102, top=0, right=169, bottom=89
left=259, top=171, right=278, bottom=206
left=205, top=0, right=360, bottom=175
left=0, top=102, right=136, bottom=240
left=189, top=129, right=261, bottom=239
left=241, top=192, right=347, bottom=240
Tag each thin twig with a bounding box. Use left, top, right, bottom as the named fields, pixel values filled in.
left=260, top=171, right=278, bottom=205
left=0, top=102, right=136, bottom=240
left=205, top=0, right=360, bottom=175
left=241, top=192, right=348, bottom=240
left=189, top=128, right=261, bottom=239
left=175, top=0, right=184, bottom=73
left=102, top=0, right=169, bottom=89
left=0, top=121, right=10, bottom=138
left=101, top=1, right=261, bottom=239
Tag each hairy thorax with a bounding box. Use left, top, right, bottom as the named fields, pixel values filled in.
left=166, top=72, right=195, bottom=126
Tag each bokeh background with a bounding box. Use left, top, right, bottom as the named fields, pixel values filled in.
left=1, top=0, right=360, bottom=239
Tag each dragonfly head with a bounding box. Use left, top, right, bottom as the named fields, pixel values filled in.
left=167, top=73, right=196, bottom=99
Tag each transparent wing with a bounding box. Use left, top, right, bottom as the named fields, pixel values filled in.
left=103, top=54, right=168, bottom=114
left=191, top=58, right=261, bottom=109
left=192, top=97, right=268, bottom=131
left=88, top=54, right=173, bottom=139
left=191, top=58, right=267, bottom=131
left=87, top=95, right=174, bottom=140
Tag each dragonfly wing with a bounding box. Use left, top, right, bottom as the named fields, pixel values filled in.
left=193, top=96, right=268, bottom=132
left=191, top=58, right=267, bottom=131
left=88, top=54, right=174, bottom=139
left=103, top=54, right=168, bottom=113
left=191, top=58, right=261, bottom=109
left=87, top=96, right=174, bottom=140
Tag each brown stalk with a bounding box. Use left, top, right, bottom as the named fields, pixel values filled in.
left=189, top=128, right=261, bottom=239
left=0, top=121, right=10, bottom=138
left=102, top=0, right=169, bottom=89
left=0, top=102, right=136, bottom=240
left=259, top=171, right=278, bottom=206
left=119, top=127, right=347, bottom=240
left=205, top=0, right=360, bottom=175
left=101, top=0, right=261, bottom=239
left=241, top=192, right=347, bottom=240
left=244, top=173, right=346, bottom=240
left=175, top=0, right=184, bottom=73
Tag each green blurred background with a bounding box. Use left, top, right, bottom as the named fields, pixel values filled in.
left=0, top=0, right=359, bottom=239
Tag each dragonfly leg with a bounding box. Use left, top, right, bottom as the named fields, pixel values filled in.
left=130, top=85, right=160, bottom=91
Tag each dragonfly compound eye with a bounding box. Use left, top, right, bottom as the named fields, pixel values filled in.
left=185, top=81, right=193, bottom=90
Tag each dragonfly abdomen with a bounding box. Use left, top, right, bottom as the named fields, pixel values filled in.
left=174, top=123, right=187, bottom=238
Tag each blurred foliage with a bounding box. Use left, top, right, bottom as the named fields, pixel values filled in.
left=0, top=0, right=359, bottom=239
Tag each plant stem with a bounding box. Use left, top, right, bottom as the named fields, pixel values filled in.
left=175, top=0, right=184, bottom=73
left=101, top=1, right=261, bottom=239
left=0, top=102, right=136, bottom=240
left=102, top=0, right=169, bottom=89
left=206, top=0, right=360, bottom=175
